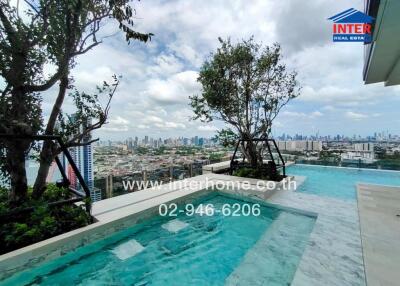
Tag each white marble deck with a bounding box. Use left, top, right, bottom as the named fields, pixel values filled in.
left=226, top=211, right=315, bottom=286
left=219, top=175, right=366, bottom=286
left=357, top=184, right=400, bottom=286
left=268, top=189, right=365, bottom=286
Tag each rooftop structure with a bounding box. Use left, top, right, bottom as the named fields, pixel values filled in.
left=363, top=0, right=400, bottom=85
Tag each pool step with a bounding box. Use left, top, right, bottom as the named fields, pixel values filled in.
left=225, top=212, right=315, bottom=286
left=110, top=239, right=145, bottom=260
left=161, top=219, right=189, bottom=233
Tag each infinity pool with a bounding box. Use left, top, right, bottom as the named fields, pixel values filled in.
left=2, top=193, right=315, bottom=286
left=287, top=164, right=400, bottom=201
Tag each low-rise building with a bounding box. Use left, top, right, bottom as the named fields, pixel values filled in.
left=277, top=140, right=323, bottom=152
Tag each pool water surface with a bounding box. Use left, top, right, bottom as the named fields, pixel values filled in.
left=287, top=164, right=400, bottom=200
left=2, top=193, right=315, bottom=286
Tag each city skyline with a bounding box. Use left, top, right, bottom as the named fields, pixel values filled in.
left=99, top=130, right=400, bottom=147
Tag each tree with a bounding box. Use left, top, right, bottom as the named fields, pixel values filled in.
left=214, top=128, right=238, bottom=148
left=191, top=38, right=300, bottom=167
left=0, top=0, right=153, bottom=202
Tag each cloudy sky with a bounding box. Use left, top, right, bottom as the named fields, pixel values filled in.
left=46, top=0, right=400, bottom=140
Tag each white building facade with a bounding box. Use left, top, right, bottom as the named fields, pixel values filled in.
left=277, top=141, right=323, bottom=152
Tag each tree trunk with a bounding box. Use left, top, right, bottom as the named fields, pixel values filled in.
left=6, top=142, right=29, bottom=202
left=6, top=86, right=32, bottom=202
left=241, top=140, right=259, bottom=167
left=248, top=145, right=258, bottom=167
left=32, top=141, right=56, bottom=198
left=3, top=38, right=35, bottom=201
left=32, top=76, right=69, bottom=198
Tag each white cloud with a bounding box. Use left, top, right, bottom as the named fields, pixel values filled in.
left=310, top=111, right=323, bottom=117
left=198, top=125, right=218, bottom=131
left=111, top=116, right=129, bottom=125
left=145, top=116, right=164, bottom=123
left=148, top=53, right=184, bottom=75
left=137, top=124, right=150, bottom=129
left=345, top=111, right=368, bottom=120
left=282, top=111, right=307, bottom=117
left=74, top=66, right=114, bottom=88
left=143, top=71, right=200, bottom=104
left=103, top=116, right=130, bottom=132
left=169, top=43, right=203, bottom=67
left=155, top=121, right=186, bottom=129
left=282, top=110, right=323, bottom=119
left=270, top=0, right=345, bottom=53
left=322, top=105, right=336, bottom=111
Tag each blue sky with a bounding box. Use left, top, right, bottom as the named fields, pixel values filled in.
left=22, top=0, right=400, bottom=140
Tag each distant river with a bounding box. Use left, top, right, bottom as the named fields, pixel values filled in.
left=26, top=160, right=62, bottom=186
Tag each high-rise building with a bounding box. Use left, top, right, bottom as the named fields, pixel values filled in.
left=128, top=137, right=133, bottom=150
left=64, top=116, right=100, bottom=202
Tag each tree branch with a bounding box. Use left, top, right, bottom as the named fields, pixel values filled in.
left=72, top=40, right=100, bottom=56
left=23, top=61, right=68, bottom=92
left=64, top=80, right=116, bottom=146
left=23, top=0, right=40, bottom=15
left=63, top=137, right=99, bottom=148
left=0, top=4, right=16, bottom=42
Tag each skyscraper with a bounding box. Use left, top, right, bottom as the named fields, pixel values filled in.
left=128, top=137, right=133, bottom=150
left=64, top=116, right=100, bottom=202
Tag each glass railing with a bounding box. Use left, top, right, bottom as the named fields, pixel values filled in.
left=92, top=159, right=226, bottom=201
left=294, top=159, right=400, bottom=171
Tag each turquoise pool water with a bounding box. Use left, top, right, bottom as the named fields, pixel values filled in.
left=287, top=164, right=400, bottom=201
left=2, top=193, right=315, bottom=286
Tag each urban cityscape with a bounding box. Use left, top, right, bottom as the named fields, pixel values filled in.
left=67, top=131, right=396, bottom=201
left=94, top=131, right=400, bottom=175
left=23, top=129, right=400, bottom=203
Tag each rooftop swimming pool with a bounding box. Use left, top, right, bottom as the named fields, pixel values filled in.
left=287, top=164, right=400, bottom=201
left=1, top=192, right=315, bottom=286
